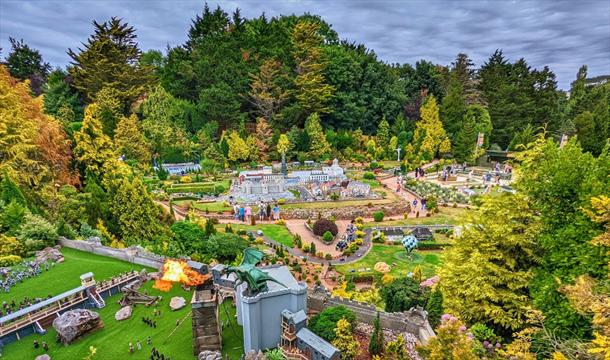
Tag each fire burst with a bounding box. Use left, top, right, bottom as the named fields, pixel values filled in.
left=153, top=259, right=209, bottom=292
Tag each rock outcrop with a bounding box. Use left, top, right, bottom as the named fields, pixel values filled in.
left=169, top=296, right=186, bottom=311
left=115, top=306, right=132, bottom=321
left=198, top=350, right=222, bottom=360
left=35, top=246, right=64, bottom=264
left=53, top=309, right=103, bottom=344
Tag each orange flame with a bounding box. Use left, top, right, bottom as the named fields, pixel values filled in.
left=153, top=259, right=209, bottom=292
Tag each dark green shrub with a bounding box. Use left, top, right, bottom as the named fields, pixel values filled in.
left=373, top=211, right=384, bottom=222
left=308, top=305, right=357, bottom=342
left=363, top=172, right=375, bottom=180
left=312, top=219, right=338, bottom=236
left=322, top=231, right=334, bottom=242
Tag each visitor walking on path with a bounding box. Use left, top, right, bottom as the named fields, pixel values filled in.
left=272, top=204, right=280, bottom=220
left=266, top=203, right=272, bottom=220
left=258, top=202, right=265, bottom=221
left=245, top=205, right=252, bottom=223
left=238, top=205, right=245, bottom=222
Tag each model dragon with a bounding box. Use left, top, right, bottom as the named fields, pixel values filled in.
left=224, top=248, right=286, bottom=295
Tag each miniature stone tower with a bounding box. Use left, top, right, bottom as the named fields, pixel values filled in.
left=189, top=261, right=222, bottom=355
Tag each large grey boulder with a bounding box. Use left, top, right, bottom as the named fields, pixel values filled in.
left=114, top=305, right=132, bottom=321
left=35, top=247, right=64, bottom=264
left=53, top=309, right=103, bottom=344
left=169, top=296, right=186, bottom=311
left=198, top=350, right=222, bottom=360
left=34, top=355, right=51, bottom=360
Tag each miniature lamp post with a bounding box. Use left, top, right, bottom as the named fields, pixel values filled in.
left=396, top=147, right=402, bottom=162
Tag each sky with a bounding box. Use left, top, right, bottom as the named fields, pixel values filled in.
left=0, top=0, right=609, bottom=89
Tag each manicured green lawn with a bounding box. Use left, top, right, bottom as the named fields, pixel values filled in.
left=0, top=248, right=147, bottom=304
left=173, top=200, right=232, bottom=213
left=219, top=224, right=294, bottom=248
left=1, top=248, right=244, bottom=360
left=335, top=244, right=443, bottom=278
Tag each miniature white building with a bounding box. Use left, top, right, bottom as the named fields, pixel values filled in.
left=322, top=159, right=344, bottom=179
left=289, top=159, right=345, bottom=184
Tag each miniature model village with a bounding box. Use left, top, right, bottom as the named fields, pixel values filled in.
left=0, top=154, right=521, bottom=360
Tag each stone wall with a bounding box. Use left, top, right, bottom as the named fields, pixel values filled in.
left=57, top=237, right=165, bottom=269
left=282, top=202, right=411, bottom=220
left=307, top=288, right=435, bottom=344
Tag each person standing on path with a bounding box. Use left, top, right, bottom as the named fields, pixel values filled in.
left=266, top=203, right=272, bottom=220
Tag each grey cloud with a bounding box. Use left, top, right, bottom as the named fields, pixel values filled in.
left=0, top=0, right=608, bottom=89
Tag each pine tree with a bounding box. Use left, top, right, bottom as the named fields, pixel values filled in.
left=5, top=37, right=50, bottom=95
left=94, top=87, right=124, bottom=136
left=248, top=59, right=289, bottom=124
left=331, top=318, right=359, bottom=360
left=376, top=118, right=391, bottom=158
left=413, top=96, right=451, bottom=160
left=254, top=118, right=273, bottom=160
left=292, top=21, right=334, bottom=117
left=110, top=176, right=164, bottom=244
left=440, top=72, right=467, bottom=142
left=439, top=194, right=541, bottom=334
left=368, top=312, right=384, bottom=356
left=0, top=174, right=27, bottom=206
left=453, top=104, right=491, bottom=163
left=74, top=104, right=115, bottom=178
left=305, top=113, right=331, bottom=159
left=68, top=17, right=153, bottom=105
left=114, top=114, right=151, bottom=166
left=43, top=69, right=83, bottom=122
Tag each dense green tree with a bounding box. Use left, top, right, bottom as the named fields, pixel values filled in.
left=440, top=194, right=541, bottom=336
left=305, top=113, right=331, bottom=159
left=516, top=137, right=610, bottom=338
left=114, top=114, right=151, bottom=166
left=110, top=176, right=164, bottom=244
left=73, top=104, right=115, bottom=178
left=440, top=72, right=467, bottom=141
left=381, top=276, right=428, bottom=313
left=248, top=59, right=289, bottom=125
left=479, top=50, right=560, bottom=149
left=170, top=221, right=206, bottom=255
left=413, top=96, right=451, bottom=160
left=94, top=87, right=123, bottom=136
left=68, top=17, right=154, bottom=106
left=5, top=37, right=50, bottom=95
left=43, top=69, right=84, bottom=123
left=453, top=104, right=492, bottom=163
left=0, top=174, right=27, bottom=206
left=376, top=117, right=391, bottom=157
left=292, top=21, right=334, bottom=118
left=308, top=305, right=357, bottom=342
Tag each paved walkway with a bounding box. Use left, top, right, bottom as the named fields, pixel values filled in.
left=378, top=175, right=428, bottom=216
left=284, top=219, right=349, bottom=257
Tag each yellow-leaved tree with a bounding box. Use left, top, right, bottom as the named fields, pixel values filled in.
left=331, top=318, right=359, bottom=360
left=74, top=103, right=115, bottom=178
left=439, top=193, right=541, bottom=334
left=227, top=131, right=249, bottom=163
left=413, top=96, right=451, bottom=160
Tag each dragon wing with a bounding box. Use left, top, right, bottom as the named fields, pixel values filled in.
left=241, top=248, right=265, bottom=266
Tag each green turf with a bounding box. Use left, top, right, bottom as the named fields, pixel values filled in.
left=335, top=244, right=443, bottom=278
left=1, top=248, right=244, bottom=360
left=0, top=248, right=148, bottom=304
left=219, top=224, right=294, bottom=248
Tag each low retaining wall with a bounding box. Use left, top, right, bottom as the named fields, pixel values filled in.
left=282, top=202, right=411, bottom=220
left=307, top=288, right=435, bottom=344
left=57, top=237, right=165, bottom=269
